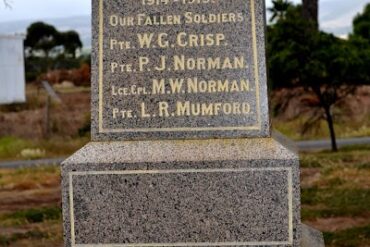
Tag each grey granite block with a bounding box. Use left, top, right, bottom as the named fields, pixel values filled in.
left=91, top=0, right=270, bottom=141
left=301, top=224, right=325, bottom=247
left=61, top=138, right=301, bottom=247
left=63, top=0, right=324, bottom=245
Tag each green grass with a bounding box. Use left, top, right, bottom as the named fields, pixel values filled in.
left=0, top=166, right=63, bottom=246
left=299, top=145, right=370, bottom=246
left=273, top=117, right=370, bottom=141
left=358, top=162, right=370, bottom=169
left=300, top=144, right=370, bottom=168
left=324, top=224, right=370, bottom=247
left=302, top=188, right=370, bottom=219
left=0, top=137, right=32, bottom=160
left=0, top=165, right=60, bottom=192
left=0, top=207, right=62, bottom=226
left=301, top=146, right=370, bottom=221
left=0, top=136, right=89, bottom=161
left=339, top=144, right=370, bottom=152
left=0, top=230, right=47, bottom=246
left=12, top=165, right=59, bottom=176
left=300, top=156, right=324, bottom=168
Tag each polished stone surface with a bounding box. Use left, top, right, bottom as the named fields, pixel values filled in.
left=301, top=224, right=325, bottom=247
left=62, top=138, right=301, bottom=247
left=62, top=0, right=310, bottom=246
left=91, top=0, right=270, bottom=141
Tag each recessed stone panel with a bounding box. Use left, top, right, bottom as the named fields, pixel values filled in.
left=69, top=168, right=292, bottom=246
left=61, top=138, right=301, bottom=247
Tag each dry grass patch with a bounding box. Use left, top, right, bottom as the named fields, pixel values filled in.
left=0, top=220, right=63, bottom=247
left=306, top=217, right=370, bottom=232
left=0, top=166, right=63, bottom=246
left=301, top=145, right=370, bottom=246
left=0, top=167, right=61, bottom=214
left=0, top=166, right=60, bottom=191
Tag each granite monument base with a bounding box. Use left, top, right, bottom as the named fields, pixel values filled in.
left=301, top=224, right=325, bottom=247
left=61, top=137, right=303, bottom=247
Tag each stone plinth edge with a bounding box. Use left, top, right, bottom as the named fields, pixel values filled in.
left=63, top=137, right=298, bottom=165
left=301, top=224, right=325, bottom=247
left=61, top=137, right=301, bottom=247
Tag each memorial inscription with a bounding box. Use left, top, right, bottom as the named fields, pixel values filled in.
left=61, top=0, right=309, bottom=246
left=92, top=0, right=270, bottom=140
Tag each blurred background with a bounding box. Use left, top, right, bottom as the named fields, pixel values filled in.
left=0, top=0, right=369, bottom=246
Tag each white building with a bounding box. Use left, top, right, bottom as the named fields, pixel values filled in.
left=0, top=35, right=26, bottom=104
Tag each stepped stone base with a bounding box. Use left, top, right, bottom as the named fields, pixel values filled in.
left=61, top=138, right=302, bottom=247
left=301, top=224, right=325, bottom=247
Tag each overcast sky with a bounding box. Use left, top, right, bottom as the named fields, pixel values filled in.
left=0, top=0, right=369, bottom=35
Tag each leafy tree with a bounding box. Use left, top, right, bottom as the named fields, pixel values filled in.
left=25, top=22, right=83, bottom=59
left=348, top=36, right=370, bottom=85
left=24, top=22, right=61, bottom=59
left=268, top=5, right=367, bottom=151
left=353, top=4, right=370, bottom=42
left=60, top=31, right=83, bottom=58
left=268, top=5, right=313, bottom=89
left=302, top=0, right=319, bottom=29
left=268, top=0, right=292, bottom=22
left=350, top=4, right=370, bottom=86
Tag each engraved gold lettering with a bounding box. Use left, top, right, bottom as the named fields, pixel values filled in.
left=176, top=102, right=251, bottom=116
left=173, top=55, right=246, bottom=71
left=109, top=15, right=134, bottom=27
left=184, top=12, right=244, bottom=24
left=159, top=102, right=170, bottom=117
left=152, top=79, right=166, bottom=95
left=137, top=14, right=181, bottom=26
left=155, top=56, right=166, bottom=71
left=141, top=103, right=151, bottom=118
left=139, top=57, right=149, bottom=71
left=176, top=33, right=225, bottom=47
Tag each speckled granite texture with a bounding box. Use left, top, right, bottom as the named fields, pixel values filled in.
left=91, top=0, right=270, bottom=141
left=62, top=0, right=326, bottom=245
left=61, top=138, right=301, bottom=246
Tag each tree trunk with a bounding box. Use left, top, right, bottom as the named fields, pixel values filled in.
left=323, top=105, right=338, bottom=152
left=45, top=50, right=51, bottom=72
left=302, top=0, right=319, bottom=29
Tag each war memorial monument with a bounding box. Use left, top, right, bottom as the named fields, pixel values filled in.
left=61, top=0, right=325, bottom=246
